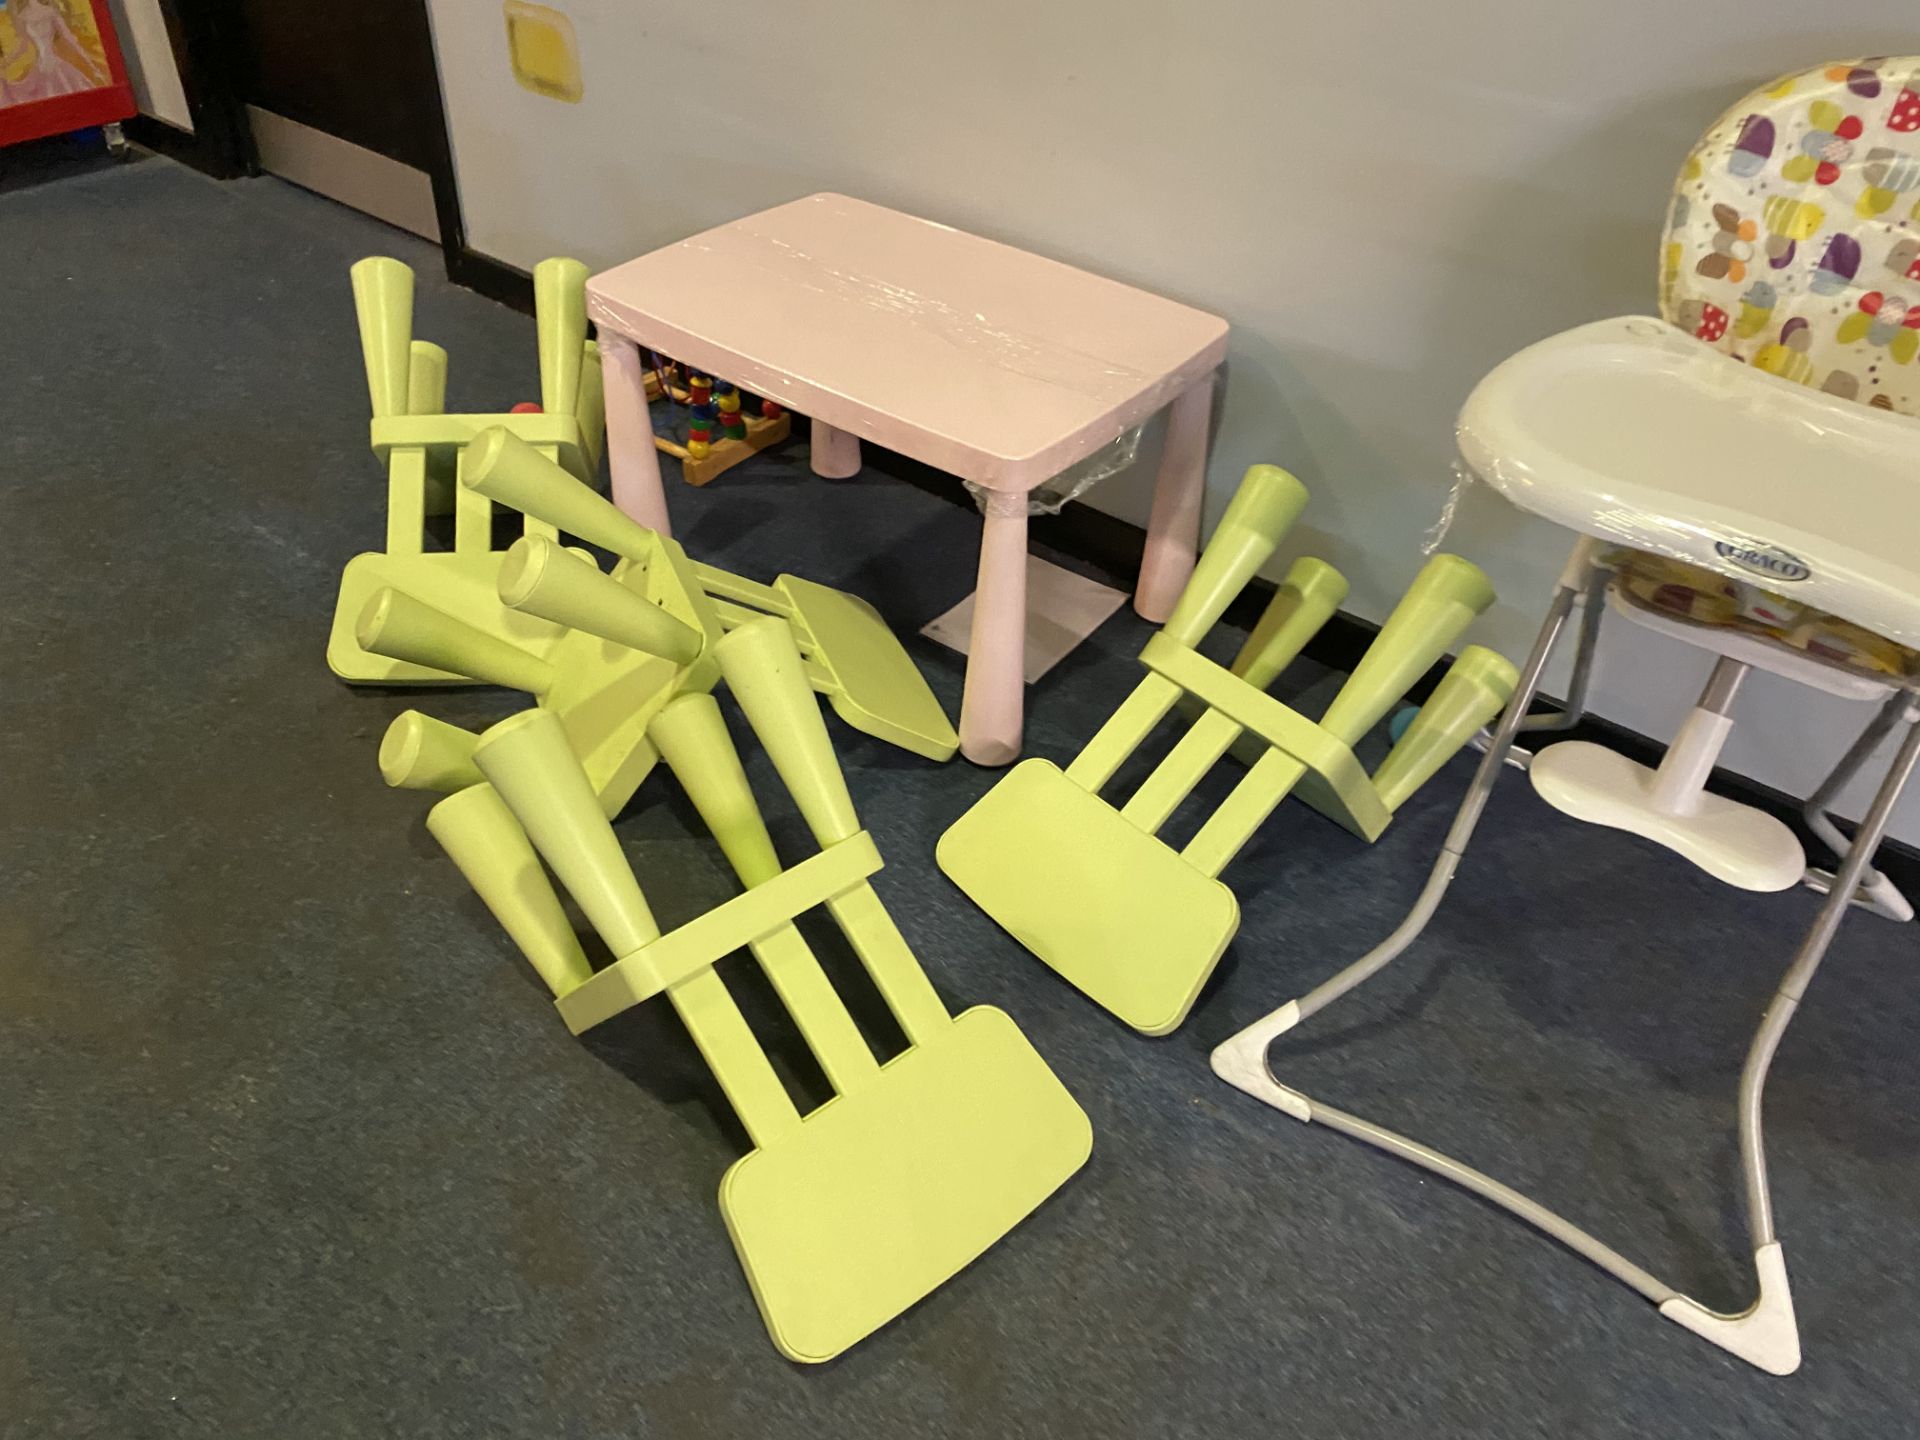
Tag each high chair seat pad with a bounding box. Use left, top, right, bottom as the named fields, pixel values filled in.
left=1602, top=579, right=1897, bottom=698
left=1457, top=315, right=1920, bottom=648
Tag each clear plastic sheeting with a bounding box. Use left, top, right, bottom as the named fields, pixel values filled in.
left=1420, top=460, right=1475, bottom=555
left=965, top=425, right=1143, bottom=517
left=1455, top=315, right=1920, bottom=657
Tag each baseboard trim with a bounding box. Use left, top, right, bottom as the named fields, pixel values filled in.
left=448, top=247, right=534, bottom=313
left=247, top=107, right=439, bottom=242
left=122, top=114, right=241, bottom=178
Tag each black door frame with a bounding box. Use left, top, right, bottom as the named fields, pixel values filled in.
left=126, top=0, right=532, bottom=309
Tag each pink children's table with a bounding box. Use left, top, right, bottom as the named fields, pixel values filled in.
left=586, top=193, right=1229, bottom=765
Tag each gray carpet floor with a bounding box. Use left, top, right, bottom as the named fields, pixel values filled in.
left=3, top=157, right=1916, bottom=1438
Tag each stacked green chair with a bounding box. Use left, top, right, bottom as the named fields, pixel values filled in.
left=330, top=257, right=958, bottom=771
left=939, top=464, right=1518, bottom=1034
left=424, top=618, right=1090, bottom=1362
left=327, top=255, right=605, bottom=684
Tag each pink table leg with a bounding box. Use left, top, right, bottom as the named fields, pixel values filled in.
left=600, top=335, right=672, bottom=537
left=811, top=417, right=863, bottom=479
left=959, top=490, right=1030, bottom=766
left=1134, top=373, right=1215, bottom=622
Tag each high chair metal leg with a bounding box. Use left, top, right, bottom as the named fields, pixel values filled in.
left=1801, top=690, right=1916, bottom=921
left=1466, top=562, right=1604, bottom=773
left=1515, top=563, right=1606, bottom=740
left=1213, top=536, right=1920, bottom=1375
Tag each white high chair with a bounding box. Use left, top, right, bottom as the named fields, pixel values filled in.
left=1213, top=57, right=1920, bottom=1375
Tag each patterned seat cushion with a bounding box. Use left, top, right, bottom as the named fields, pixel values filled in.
left=1630, top=57, right=1920, bottom=678
left=1662, top=57, right=1920, bottom=414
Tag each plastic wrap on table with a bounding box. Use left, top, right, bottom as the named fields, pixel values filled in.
left=964, top=426, right=1143, bottom=517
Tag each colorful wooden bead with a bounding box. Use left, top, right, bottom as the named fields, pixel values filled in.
left=760, top=399, right=783, bottom=418
left=511, top=402, right=544, bottom=414
left=717, top=390, right=742, bottom=414
left=686, top=440, right=712, bottom=460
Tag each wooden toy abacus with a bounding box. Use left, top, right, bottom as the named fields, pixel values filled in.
left=642, top=359, right=792, bottom=487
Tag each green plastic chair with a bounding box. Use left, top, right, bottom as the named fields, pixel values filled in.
left=426, top=618, right=1090, bottom=1362
left=327, top=256, right=605, bottom=685
left=939, top=464, right=1518, bottom=1035
left=367, top=425, right=720, bottom=813
left=370, top=425, right=964, bottom=813
left=329, top=257, right=958, bottom=768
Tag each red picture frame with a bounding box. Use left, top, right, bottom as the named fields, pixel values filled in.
left=0, top=0, right=137, bottom=148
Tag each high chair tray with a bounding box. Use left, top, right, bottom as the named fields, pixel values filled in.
left=1457, top=316, right=1920, bottom=647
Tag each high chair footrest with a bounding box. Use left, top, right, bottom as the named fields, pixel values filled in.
left=1529, top=741, right=1803, bottom=891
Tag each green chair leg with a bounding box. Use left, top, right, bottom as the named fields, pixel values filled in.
left=356, top=587, right=556, bottom=695
left=465, top=426, right=660, bottom=563
left=1230, top=556, right=1350, bottom=690
left=1371, top=644, right=1520, bottom=812
left=406, top=339, right=448, bottom=418
left=349, top=256, right=413, bottom=420
left=576, top=338, right=605, bottom=474
left=1160, top=463, right=1310, bottom=649
left=379, top=710, right=483, bottom=792
left=647, top=693, right=784, bottom=888
left=533, top=257, right=589, bottom=418
left=499, top=534, right=704, bottom=665
left=1319, top=553, right=1497, bottom=749
left=714, top=617, right=862, bottom=848
left=425, top=782, right=592, bottom=998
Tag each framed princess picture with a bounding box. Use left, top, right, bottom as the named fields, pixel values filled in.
left=0, top=0, right=135, bottom=148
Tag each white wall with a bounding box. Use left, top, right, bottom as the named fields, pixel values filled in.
left=428, top=1, right=1920, bottom=841
left=106, top=0, right=191, bottom=131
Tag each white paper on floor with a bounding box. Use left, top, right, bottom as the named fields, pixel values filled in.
left=920, top=554, right=1128, bottom=684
